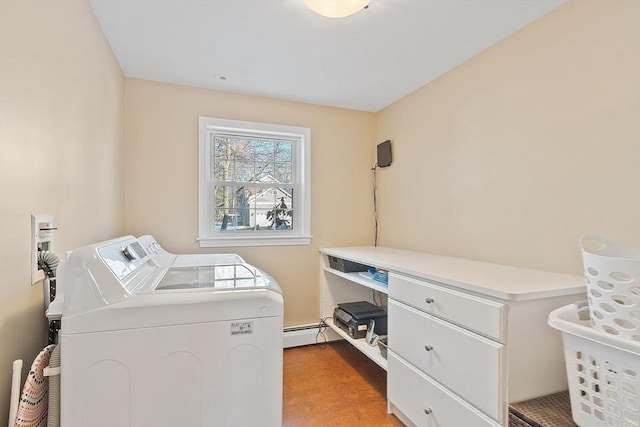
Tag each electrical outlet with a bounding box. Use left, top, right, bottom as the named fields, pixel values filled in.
left=31, top=214, right=54, bottom=286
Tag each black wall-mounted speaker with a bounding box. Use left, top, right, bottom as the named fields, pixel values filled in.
left=377, top=140, right=392, bottom=168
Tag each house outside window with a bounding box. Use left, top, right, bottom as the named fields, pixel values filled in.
left=198, top=117, right=311, bottom=247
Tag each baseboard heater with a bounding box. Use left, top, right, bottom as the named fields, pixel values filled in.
left=283, top=323, right=341, bottom=348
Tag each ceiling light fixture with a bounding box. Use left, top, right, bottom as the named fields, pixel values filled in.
left=304, top=0, right=370, bottom=18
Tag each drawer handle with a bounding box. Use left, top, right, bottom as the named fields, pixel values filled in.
left=424, top=345, right=434, bottom=352
left=424, top=407, right=432, bottom=415
left=425, top=297, right=434, bottom=304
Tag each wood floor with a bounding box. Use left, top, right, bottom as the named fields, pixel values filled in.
left=283, top=341, right=577, bottom=427
left=283, top=340, right=404, bottom=427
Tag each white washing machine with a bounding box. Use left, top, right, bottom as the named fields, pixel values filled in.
left=51, top=235, right=283, bottom=427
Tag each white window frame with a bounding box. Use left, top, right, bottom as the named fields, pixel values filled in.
left=198, top=116, right=311, bottom=247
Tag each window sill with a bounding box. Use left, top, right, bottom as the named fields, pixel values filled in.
left=197, top=235, right=312, bottom=248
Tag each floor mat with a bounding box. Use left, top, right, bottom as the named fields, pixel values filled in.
left=509, top=391, right=576, bottom=427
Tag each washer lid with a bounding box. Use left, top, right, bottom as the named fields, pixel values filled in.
left=171, top=253, right=245, bottom=267
left=154, top=264, right=269, bottom=291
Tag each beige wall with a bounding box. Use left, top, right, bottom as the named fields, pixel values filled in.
left=124, top=79, right=375, bottom=326
left=1, top=0, right=637, bottom=421
left=375, top=0, right=640, bottom=275
left=0, top=0, right=125, bottom=420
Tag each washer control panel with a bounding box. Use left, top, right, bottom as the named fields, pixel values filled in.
left=98, top=238, right=150, bottom=281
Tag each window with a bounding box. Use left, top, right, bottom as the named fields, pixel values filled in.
left=198, top=117, right=311, bottom=247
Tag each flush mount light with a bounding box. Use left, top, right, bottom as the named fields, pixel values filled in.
left=304, top=0, right=370, bottom=18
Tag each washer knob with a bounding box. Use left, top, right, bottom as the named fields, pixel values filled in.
left=122, top=245, right=138, bottom=261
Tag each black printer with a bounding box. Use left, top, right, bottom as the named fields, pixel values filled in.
left=333, top=301, right=387, bottom=339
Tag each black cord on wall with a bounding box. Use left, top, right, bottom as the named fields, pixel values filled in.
left=372, top=163, right=379, bottom=246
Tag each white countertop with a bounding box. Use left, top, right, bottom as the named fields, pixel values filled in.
left=320, top=246, right=586, bottom=301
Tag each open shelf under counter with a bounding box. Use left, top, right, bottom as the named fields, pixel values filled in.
left=322, top=266, right=389, bottom=294
left=320, top=249, right=391, bottom=369
left=325, top=318, right=388, bottom=370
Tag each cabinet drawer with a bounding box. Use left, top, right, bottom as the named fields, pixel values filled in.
left=388, top=352, right=500, bottom=427
left=389, top=272, right=505, bottom=341
left=389, top=299, right=504, bottom=421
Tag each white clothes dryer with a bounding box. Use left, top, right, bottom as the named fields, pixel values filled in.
left=53, top=236, right=283, bottom=427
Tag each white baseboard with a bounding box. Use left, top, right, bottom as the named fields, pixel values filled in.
left=283, top=323, right=341, bottom=348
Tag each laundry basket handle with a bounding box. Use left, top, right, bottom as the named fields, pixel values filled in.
left=580, top=234, right=610, bottom=254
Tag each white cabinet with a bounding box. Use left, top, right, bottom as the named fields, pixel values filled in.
left=320, top=246, right=586, bottom=427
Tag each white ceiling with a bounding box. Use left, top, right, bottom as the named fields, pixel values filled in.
left=89, top=0, right=566, bottom=112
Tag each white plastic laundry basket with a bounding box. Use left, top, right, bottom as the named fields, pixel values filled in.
left=580, top=235, right=640, bottom=342
left=549, top=302, right=640, bottom=427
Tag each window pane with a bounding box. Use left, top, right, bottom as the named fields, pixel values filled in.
left=234, top=188, right=251, bottom=227
left=255, top=162, right=275, bottom=182
left=274, top=141, right=292, bottom=163
left=213, top=135, right=293, bottom=187
left=281, top=187, right=294, bottom=230
left=214, top=136, right=232, bottom=160
left=214, top=208, right=230, bottom=231
left=266, top=187, right=293, bottom=231
left=214, top=208, right=253, bottom=231
left=214, top=186, right=237, bottom=209
left=252, top=209, right=272, bottom=230
left=214, top=158, right=232, bottom=181
left=254, top=140, right=274, bottom=164
left=235, top=161, right=254, bottom=182
left=274, top=163, right=292, bottom=183
left=214, top=186, right=252, bottom=225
